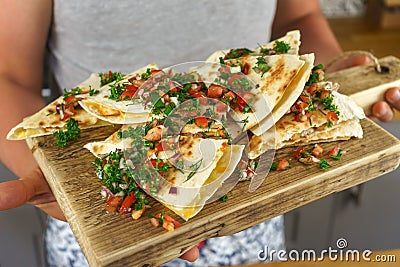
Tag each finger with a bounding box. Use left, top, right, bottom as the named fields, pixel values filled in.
left=372, top=101, right=394, bottom=122
left=0, top=179, right=31, bottom=210
left=385, top=87, right=400, bottom=111
left=348, top=54, right=371, bottom=67
left=180, top=246, right=199, bottom=262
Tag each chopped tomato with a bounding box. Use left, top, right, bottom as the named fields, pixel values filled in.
left=190, top=91, right=205, bottom=99
left=163, top=221, right=175, bottom=232
left=300, top=95, right=310, bottom=102
left=119, top=191, right=137, bottom=215
left=327, top=111, right=339, bottom=124
left=105, top=196, right=124, bottom=213
left=155, top=141, right=171, bottom=152
left=227, top=74, right=241, bottom=86
left=207, top=84, right=224, bottom=98
left=195, top=116, right=209, bottom=128
left=328, top=145, right=341, bottom=157
left=242, top=63, right=250, bottom=75
left=150, top=159, right=165, bottom=169
left=163, top=213, right=181, bottom=228
left=320, top=90, right=331, bottom=99
left=306, top=83, right=318, bottom=95
left=236, top=97, right=247, bottom=112
left=311, top=145, right=324, bottom=157
left=277, top=159, right=290, bottom=171
left=294, top=147, right=306, bottom=159
left=224, top=91, right=237, bottom=100
left=120, top=90, right=136, bottom=100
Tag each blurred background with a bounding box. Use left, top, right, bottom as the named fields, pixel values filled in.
left=1, top=0, right=399, bottom=266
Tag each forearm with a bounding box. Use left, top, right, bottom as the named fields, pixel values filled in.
left=272, top=1, right=342, bottom=65
left=0, top=76, right=45, bottom=178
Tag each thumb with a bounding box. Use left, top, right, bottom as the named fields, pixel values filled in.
left=0, top=179, right=32, bottom=210
left=327, top=54, right=371, bottom=72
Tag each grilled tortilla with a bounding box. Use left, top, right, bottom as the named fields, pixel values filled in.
left=248, top=91, right=365, bottom=159
left=7, top=73, right=109, bottom=140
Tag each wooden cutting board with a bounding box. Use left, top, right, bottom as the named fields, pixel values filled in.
left=26, top=57, right=400, bottom=267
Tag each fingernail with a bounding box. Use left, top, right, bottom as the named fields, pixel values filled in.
left=388, top=89, right=400, bottom=103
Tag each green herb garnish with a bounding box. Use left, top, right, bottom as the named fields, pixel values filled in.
left=141, top=68, right=152, bottom=80
left=219, top=194, right=228, bottom=202
left=224, top=48, right=254, bottom=59
left=108, top=83, right=126, bottom=101
left=63, top=87, right=82, bottom=100
left=330, top=149, right=342, bottom=160
left=274, top=40, right=291, bottom=53
left=270, top=162, right=277, bottom=171
left=99, top=71, right=124, bottom=86
left=185, top=159, right=203, bottom=182
left=319, top=159, right=331, bottom=170
left=253, top=57, right=270, bottom=77
left=89, top=86, right=99, bottom=96
left=53, top=118, right=80, bottom=147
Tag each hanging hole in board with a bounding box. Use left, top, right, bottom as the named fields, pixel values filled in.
left=375, top=65, right=389, bottom=74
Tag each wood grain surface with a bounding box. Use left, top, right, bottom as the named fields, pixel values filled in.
left=26, top=118, right=400, bottom=267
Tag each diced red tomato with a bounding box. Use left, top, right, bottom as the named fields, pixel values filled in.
left=277, top=159, right=290, bottom=171
left=311, top=145, right=324, bottom=157
left=224, top=91, right=237, bottom=100
left=327, top=111, right=339, bottom=124
left=195, top=116, right=209, bottom=128
left=236, top=97, right=247, bottom=112
left=300, top=95, right=310, bottom=102
left=163, top=213, right=181, bottom=229
left=190, top=91, right=205, bottom=99
left=320, top=90, right=331, bottom=99
left=119, top=191, right=137, bottom=215
left=155, top=141, right=171, bottom=152
left=120, top=90, right=137, bottom=100
left=328, top=145, right=341, bottom=157
left=306, top=83, right=318, bottom=95
left=207, top=84, right=224, bottom=98
left=294, top=147, right=306, bottom=159
left=105, top=196, right=124, bottom=213
left=242, top=63, right=250, bottom=75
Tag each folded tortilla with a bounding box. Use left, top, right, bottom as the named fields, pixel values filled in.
left=248, top=91, right=366, bottom=159
left=7, top=73, right=109, bottom=140
left=79, top=64, right=158, bottom=124
left=250, top=53, right=315, bottom=136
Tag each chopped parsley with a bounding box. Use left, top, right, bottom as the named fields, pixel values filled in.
left=185, top=159, right=203, bottom=182
left=219, top=194, right=228, bottom=202
left=319, top=159, right=331, bottom=170
left=53, top=118, right=80, bottom=147
left=63, top=87, right=82, bottom=100
left=89, top=86, right=99, bottom=96
left=270, top=162, right=278, bottom=171
left=99, top=71, right=124, bottom=86
left=108, top=83, right=126, bottom=101
left=330, top=149, right=342, bottom=160
left=253, top=57, right=270, bottom=77
left=224, top=48, right=254, bottom=60
left=305, top=72, right=319, bottom=86
left=141, top=68, right=152, bottom=80
left=274, top=40, right=291, bottom=53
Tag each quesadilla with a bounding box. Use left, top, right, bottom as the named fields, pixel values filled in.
left=79, top=64, right=161, bottom=124
left=7, top=73, right=109, bottom=140
left=248, top=89, right=366, bottom=159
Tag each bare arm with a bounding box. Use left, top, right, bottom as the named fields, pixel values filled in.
left=272, top=0, right=342, bottom=65
left=0, top=0, right=66, bottom=220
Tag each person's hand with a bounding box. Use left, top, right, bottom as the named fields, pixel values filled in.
left=0, top=140, right=66, bottom=221
left=326, top=54, right=399, bottom=122
left=372, top=87, right=400, bottom=122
